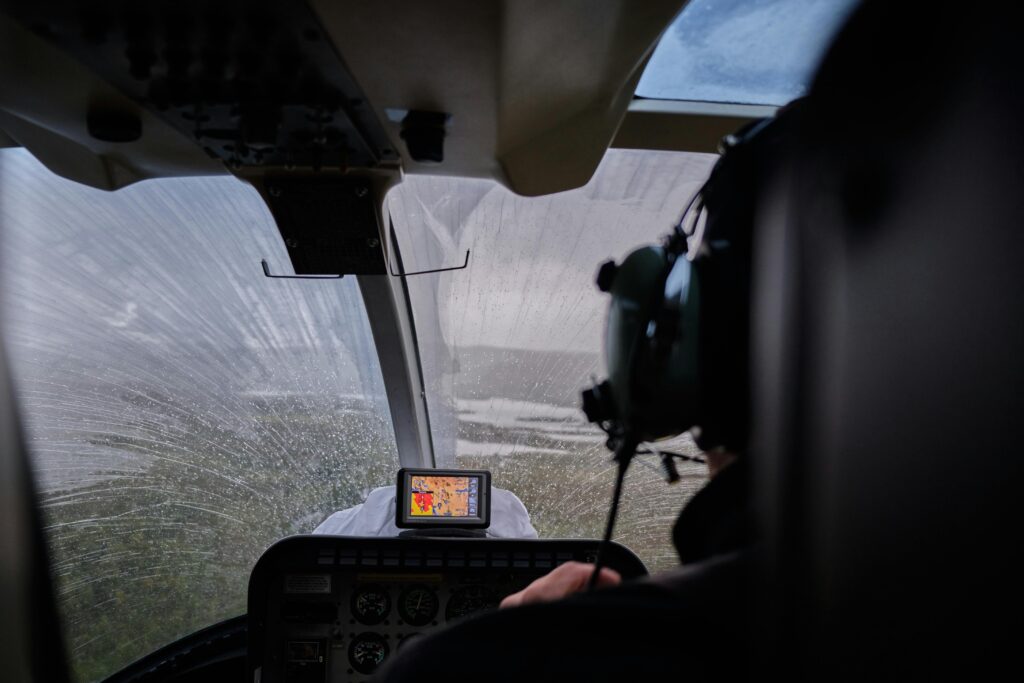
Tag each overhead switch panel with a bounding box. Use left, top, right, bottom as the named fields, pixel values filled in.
left=3, top=0, right=396, bottom=171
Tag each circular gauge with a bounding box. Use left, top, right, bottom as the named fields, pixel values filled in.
left=398, top=585, right=439, bottom=626
left=445, top=585, right=499, bottom=621
left=348, top=632, right=389, bottom=675
left=351, top=584, right=390, bottom=625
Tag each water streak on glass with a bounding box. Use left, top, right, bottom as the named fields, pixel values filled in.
left=389, top=149, right=719, bottom=572
left=0, top=150, right=398, bottom=682
left=636, top=0, right=859, bottom=105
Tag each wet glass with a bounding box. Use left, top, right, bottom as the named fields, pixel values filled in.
left=389, top=149, right=719, bottom=572
left=0, top=150, right=399, bottom=682
left=636, top=0, right=859, bottom=105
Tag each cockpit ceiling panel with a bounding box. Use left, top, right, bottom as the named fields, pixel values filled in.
left=0, top=0, right=686, bottom=196
left=0, top=11, right=225, bottom=191
left=313, top=0, right=687, bottom=196
left=1, top=1, right=396, bottom=173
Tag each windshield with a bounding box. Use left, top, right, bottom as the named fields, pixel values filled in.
left=0, top=150, right=399, bottom=682
left=389, top=149, right=718, bottom=572
left=636, top=0, right=858, bottom=105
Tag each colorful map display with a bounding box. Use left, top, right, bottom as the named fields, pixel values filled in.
left=409, top=475, right=479, bottom=517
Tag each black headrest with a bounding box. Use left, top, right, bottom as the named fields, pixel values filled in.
left=754, top=1, right=1023, bottom=679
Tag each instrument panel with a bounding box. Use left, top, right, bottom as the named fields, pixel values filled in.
left=248, top=536, right=647, bottom=682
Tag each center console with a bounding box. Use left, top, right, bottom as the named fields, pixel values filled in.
left=247, top=535, right=647, bottom=682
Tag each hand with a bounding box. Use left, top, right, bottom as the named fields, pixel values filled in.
left=499, top=561, right=621, bottom=609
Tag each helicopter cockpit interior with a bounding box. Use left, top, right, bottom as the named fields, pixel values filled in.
left=1, top=1, right=1020, bottom=682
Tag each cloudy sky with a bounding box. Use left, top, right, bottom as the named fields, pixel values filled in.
left=390, top=149, right=717, bottom=355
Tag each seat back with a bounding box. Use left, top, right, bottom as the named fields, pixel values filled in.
left=753, top=2, right=1024, bottom=678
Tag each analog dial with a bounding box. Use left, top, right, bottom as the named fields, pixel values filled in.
left=348, top=632, right=389, bottom=675
left=398, top=585, right=439, bottom=626
left=351, top=584, right=390, bottom=625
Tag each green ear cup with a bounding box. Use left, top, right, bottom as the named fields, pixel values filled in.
left=596, top=245, right=701, bottom=441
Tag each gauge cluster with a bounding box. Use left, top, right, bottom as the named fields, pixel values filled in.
left=340, top=581, right=498, bottom=677
left=249, top=536, right=647, bottom=682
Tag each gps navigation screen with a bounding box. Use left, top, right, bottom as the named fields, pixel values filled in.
left=410, top=475, right=477, bottom=517
left=396, top=468, right=491, bottom=528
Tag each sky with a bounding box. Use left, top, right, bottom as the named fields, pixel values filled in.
left=391, top=149, right=717, bottom=354
left=637, top=0, right=858, bottom=105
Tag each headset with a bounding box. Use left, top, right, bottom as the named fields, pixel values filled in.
left=582, top=104, right=803, bottom=454
left=580, top=104, right=803, bottom=587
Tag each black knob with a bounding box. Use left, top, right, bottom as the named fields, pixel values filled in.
left=595, top=260, right=618, bottom=292
left=400, top=110, right=450, bottom=164
left=581, top=380, right=615, bottom=423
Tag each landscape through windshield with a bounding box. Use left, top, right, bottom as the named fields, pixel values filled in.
left=0, top=150, right=399, bottom=682
left=390, top=148, right=719, bottom=573
left=2, top=146, right=719, bottom=682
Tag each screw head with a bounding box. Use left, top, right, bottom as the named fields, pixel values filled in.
left=268, top=186, right=281, bottom=197
left=366, top=237, right=379, bottom=249
left=354, top=186, right=368, bottom=198
left=285, top=238, right=298, bottom=249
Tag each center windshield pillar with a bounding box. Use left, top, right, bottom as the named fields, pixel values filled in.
left=357, top=263, right=435, bottom=468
